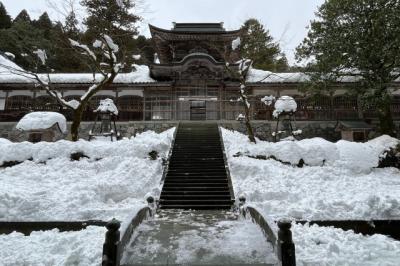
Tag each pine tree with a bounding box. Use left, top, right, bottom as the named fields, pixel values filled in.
left=0, top=2, right=11, bottom=29
left=14, top=9, right=31, bottom=24
left=64, top=11, right=79, bottom=38
left=34, top=12, right=53, bottom=37
left=296, top=0, right=400, bottom=135
left=81, top=0, right=140, bottom=42
left=239, top=18, right=288, bottom=72
left=81, top=0, right=141, bottom=71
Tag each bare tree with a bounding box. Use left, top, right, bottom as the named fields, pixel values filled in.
left=0, top=35, right=125, bottom=141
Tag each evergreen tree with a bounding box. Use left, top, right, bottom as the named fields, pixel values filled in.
left=64, top=11, right=79, bottom=38
left=50, top=22, right=88, bottom=73
left=14, top=9, right=31, bottom=24
left=0, top=2, right=11, bottom=29
left=81, top=0, right=141, bottom=71
left=239, top=18, right=288, bottom=72
left=33, top=12, right=53, bottom=37
left=81, top=0, right=140, bottom=42
left=296, top=0, right=400, bottom=135
left=0, top=20, right=49, bottom=70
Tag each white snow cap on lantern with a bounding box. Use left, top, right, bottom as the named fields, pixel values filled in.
left=273, top=96, right=297, bottom=118
left=95, top=98, right=119, bottom=115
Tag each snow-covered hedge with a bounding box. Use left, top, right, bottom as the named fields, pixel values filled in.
left=0, top=130, right=173, bottom=166
left=222, top=128, right=399, bottom=173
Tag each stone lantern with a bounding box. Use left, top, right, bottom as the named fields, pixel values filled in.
left=272, top=96, right=302, bottom=142
left=89, top=98, right=121, bottom=141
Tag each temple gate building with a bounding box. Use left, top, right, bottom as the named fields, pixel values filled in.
left=1, top=22, right=400, bottom=125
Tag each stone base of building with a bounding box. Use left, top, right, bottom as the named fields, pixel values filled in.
left=1, top=120, right=397, bottom=142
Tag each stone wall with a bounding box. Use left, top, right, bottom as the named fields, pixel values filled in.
left=1, top=120, right=399, bottom=142
left=218, top=121, right=341, bottom=142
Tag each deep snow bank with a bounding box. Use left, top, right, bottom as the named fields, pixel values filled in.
left=293, top=223, right=400, bottom=265
left=0, top=226, right=105, bottom=266
left=221, top=128, right=400, bottom=220
left=0, top=128, right=175, bottom=221
left=221, top=128, right=398, bottom=173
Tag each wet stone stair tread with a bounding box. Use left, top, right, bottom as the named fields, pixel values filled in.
left=120, top=210, right=277, bottom=266
left=160, top=122, right=234, bottom=210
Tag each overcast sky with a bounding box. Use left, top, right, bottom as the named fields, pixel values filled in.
left=1, top=0, right=325, bottom=65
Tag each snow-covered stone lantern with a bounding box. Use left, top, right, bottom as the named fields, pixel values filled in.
left=89, top=98, right=120, bottom=141
left=262, top=95, right=302, bottom=142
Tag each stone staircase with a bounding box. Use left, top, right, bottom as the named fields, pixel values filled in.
left=160, top=122, right=234, bottom=210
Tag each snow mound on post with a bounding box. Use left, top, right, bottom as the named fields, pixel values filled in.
left=16, top=112, right=67, bottom=133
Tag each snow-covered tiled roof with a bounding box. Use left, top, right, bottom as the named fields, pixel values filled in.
left=246, top=67, right=400, bottom=84
left=0, top=62, right=157, bottom=84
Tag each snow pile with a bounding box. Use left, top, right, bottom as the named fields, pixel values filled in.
left=0, top=138, right=11, bottom=145
left=95, top=98, right=118, bottom=115
left=273, top=96, right=297, bottom=118
left=0, top=128, right=174, bottom=221
left=222, top=128, right=400, bottom=220
left=0, top=226, right=105, bottom=266
left=16, top=112, right=67, bottom=133
left=293, top=223, right=400, bottom=265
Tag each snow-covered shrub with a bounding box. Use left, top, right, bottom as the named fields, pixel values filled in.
left=378, top=143, right=400, bottom=168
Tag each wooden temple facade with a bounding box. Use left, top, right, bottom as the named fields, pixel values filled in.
left=1, top=23, right=400, bottom=122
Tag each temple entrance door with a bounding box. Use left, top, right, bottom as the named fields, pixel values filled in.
left=190, top=100, right=206, bottom=120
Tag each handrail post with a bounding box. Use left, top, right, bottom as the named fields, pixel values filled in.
left=238, top=195, right=246, bottom=217
left=277, top=219, right=296, bottom=266
left=102, top=218, right=121, bottom=266
left=146, top=196, right=155, bottom=217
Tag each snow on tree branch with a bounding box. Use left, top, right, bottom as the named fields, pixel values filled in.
left=232, top=37, right=241, bottom=50
left=33, top=49, right=48, bottom=65
left=69, top=38, right=97, bottom=61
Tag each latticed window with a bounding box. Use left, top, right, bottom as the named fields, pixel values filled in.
left=5, top=96, right=33, bottom=110
left=333, top=96, right=357, bottom=109
left=34, top=96, right=59, bottom=111
left=117, top=96, right=143, bottom=111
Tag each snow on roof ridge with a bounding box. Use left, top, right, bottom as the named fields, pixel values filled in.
left=0, top=64, right=157, bottom=84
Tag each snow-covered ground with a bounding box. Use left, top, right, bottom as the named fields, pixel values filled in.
left=0, top=226, right=105, bottom=266
left=0, top=128, right=174, bottom=266
left=221, top=128, right=400, bottom=265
